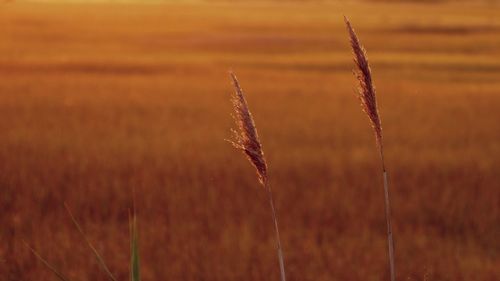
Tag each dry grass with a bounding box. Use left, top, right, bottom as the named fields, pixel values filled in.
left=229, top=72, right=286, bottom=281
left=0, top=2, right=499, bottom=281
left=345, top=16, right=396, bottom=281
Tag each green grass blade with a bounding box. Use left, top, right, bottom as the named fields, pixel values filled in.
left=24, top=241, right=71, bottom=281
left=130, top=211, right=141, bottom=281
left=64, top=203, right=117, bottom=281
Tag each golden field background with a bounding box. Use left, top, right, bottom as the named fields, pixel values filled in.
left=1, top=1, right=499, bottom=280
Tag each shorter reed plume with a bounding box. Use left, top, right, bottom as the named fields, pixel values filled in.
left=228, top=73, right=268, bottom=185
left=344, top=16, right=396, bottom=281
left=228, top=72, right=286, bottom=281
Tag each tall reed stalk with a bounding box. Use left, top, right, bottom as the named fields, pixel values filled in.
left=228, top=72, right=286, bottom=281
left=344, top=16, right=396, bottom=281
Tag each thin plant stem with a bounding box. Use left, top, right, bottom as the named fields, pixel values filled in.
left=265, top=180, right=286, bottom=281
left=379, top=146, right=395, bottom=281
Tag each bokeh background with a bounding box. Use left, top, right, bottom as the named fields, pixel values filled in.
left=1, top=1, right=499, bottom=280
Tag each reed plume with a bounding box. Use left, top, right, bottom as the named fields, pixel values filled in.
left=228, top=72, right=286, bottom=281
left=228, top=72, right=268, bottom=185
left=344, top=16, right=396, bottom=281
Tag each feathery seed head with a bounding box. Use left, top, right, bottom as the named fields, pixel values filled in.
left=344, top=16, right=383, bottom=147
left=228, top=72, right=268, bottom=186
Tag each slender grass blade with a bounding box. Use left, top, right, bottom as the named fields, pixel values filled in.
left=64, top=203, right=117, bottom=281
left=24, top=241, right=71, bottom=281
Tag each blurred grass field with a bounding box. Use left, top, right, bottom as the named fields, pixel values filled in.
left=1, top=1, right=499, bottom=281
